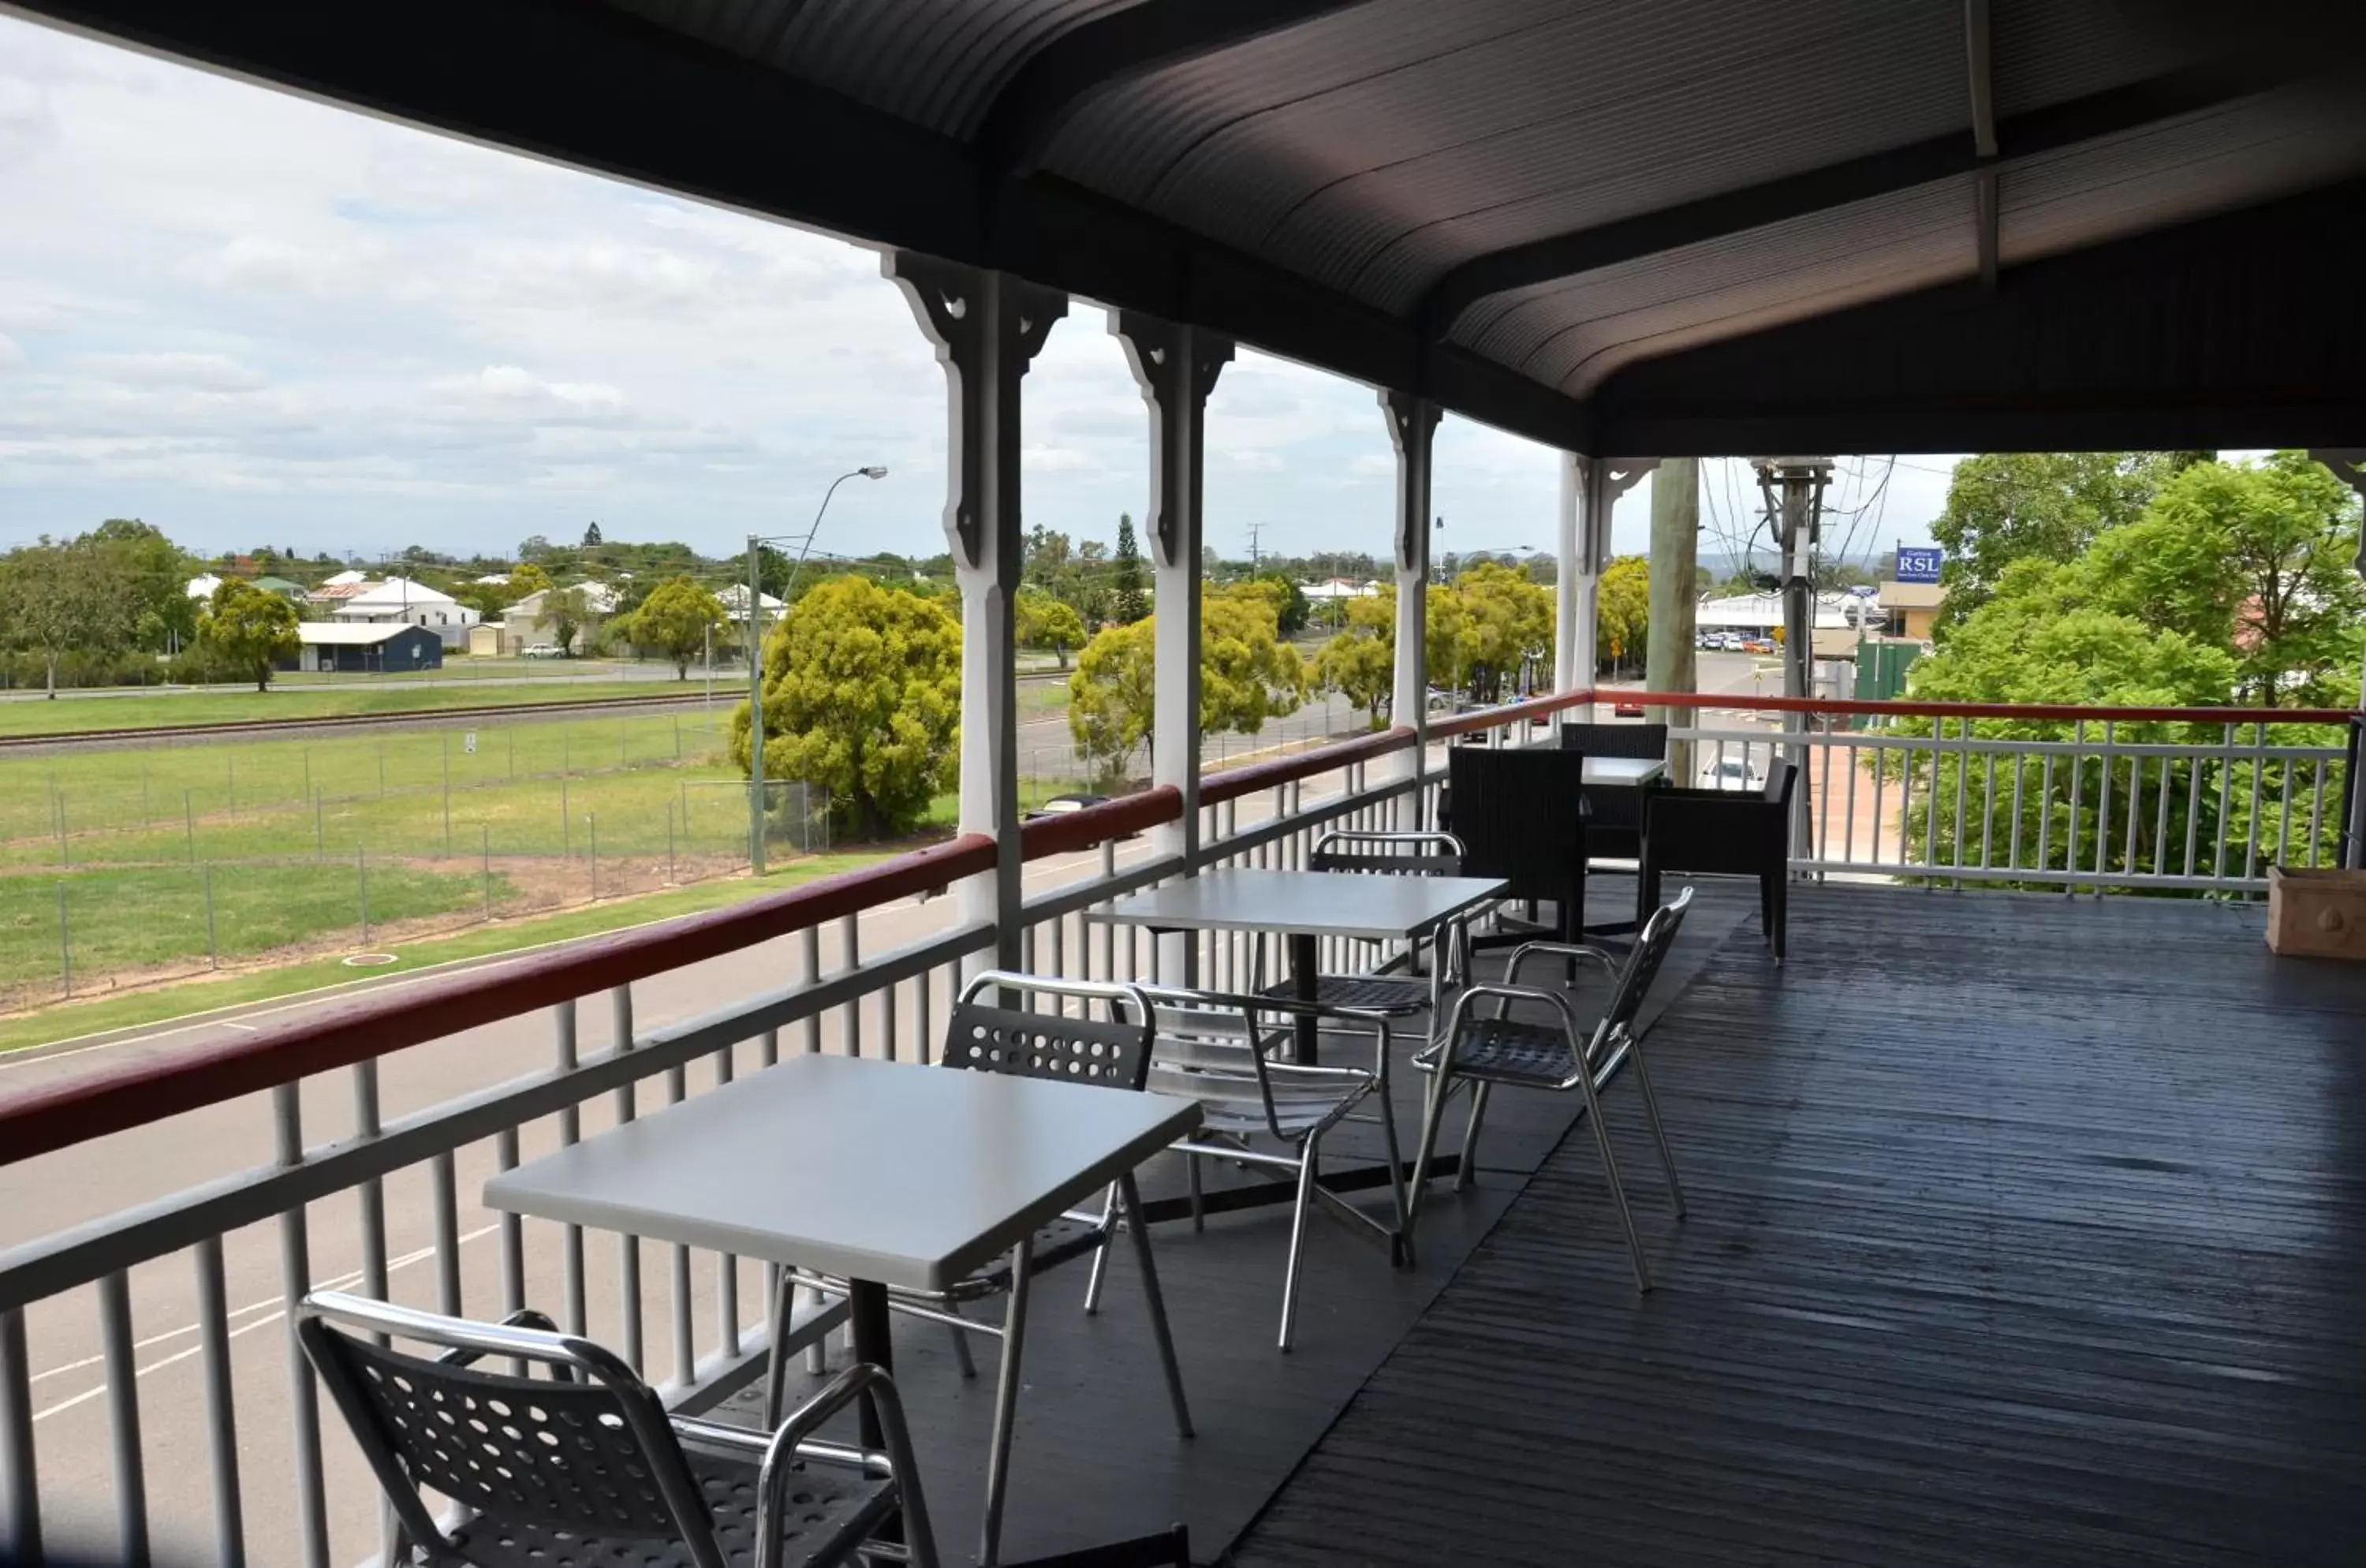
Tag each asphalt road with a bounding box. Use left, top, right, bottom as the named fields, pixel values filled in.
left=0, top=765, right=1369, bottom=1568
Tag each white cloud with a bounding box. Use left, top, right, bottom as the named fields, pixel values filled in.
left=80, top=351, right=264, bottom=390
left=0, top=13, right=1959, bottom=564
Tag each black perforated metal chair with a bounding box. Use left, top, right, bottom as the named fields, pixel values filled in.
left=767, top=973, right=1185, bottom=1568
left=1407, top=887, right=1694, bottom=1291
left=298, top=1290, right=937, bottom=1568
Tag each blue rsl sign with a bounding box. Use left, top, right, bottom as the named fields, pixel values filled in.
left=1894, top=546, right=1944, bottom=584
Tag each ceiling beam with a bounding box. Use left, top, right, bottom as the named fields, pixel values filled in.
left=1418, top=61, right=2304, bottom=340
left=973, top=0, right=1368, bottom=177
left=1965, top=0, right=1999, bottom=291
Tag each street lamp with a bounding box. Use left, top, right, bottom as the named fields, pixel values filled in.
left=747, top=465, right=888, bottom=873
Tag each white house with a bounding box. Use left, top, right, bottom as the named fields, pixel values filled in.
left=500, top=584, right=619, bottom=654
left=185, top=573, right=223, bottom=600
left=715, top=583, right=785, bottom=625
left=330, top=576, right=479, bottom=648
left=1304, top=577, right=1381, bottom=602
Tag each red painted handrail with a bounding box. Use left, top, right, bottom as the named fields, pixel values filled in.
left=0, top=833, right=995, bottom=1168
left=1199, top=724, right=1412, bottom=805
left=1429, top=688, right=1595, bottom=739
left=1601, top=689, right=2357, bottom=726
left=1019, top=785, right=1181, bottom=861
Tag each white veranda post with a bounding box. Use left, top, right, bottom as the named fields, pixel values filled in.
left=888, top=253, right=1068, bottom=969
left=1555, top=458, right=1655, bottom=715
left=1383, top=392, right=1439, bottom=818
left=1114, top=313, right=1230, bottom=984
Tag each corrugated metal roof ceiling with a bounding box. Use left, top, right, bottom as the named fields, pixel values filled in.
left=1047, top=0, right=1970, bottom=312
left=588, top=0, right=2365, bottom=415
left=606, top=0, right=1123, bottom=138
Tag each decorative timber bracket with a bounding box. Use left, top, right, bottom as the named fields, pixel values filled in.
left=1382, top=390, right=1442, bottom=580
left=1112, top=312, right=1233, bottom=569
left=885, top=252, right=1068, bottom=571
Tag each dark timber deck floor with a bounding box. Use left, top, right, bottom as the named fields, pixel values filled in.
left=1233, top=884, right=2366, bottom=1567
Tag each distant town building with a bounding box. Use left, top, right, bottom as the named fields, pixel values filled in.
left=284, top=622, right=445, bottom=674
left=329, top=577, right=479, bottom=648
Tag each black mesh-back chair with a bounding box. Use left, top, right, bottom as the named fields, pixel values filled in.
left=1640, top=756, right=1797, bottom=961
left=1407, top=887, right=1694, bottom=1291
left=1558, top=721, right=1668, bottom=861
left=1449, top=743, right=1595, bottom=943
left=768, top=973, right=1185, bottom=1568
left=299, top=1290, right=937, bottom=1568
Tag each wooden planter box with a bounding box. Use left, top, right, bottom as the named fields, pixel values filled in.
left=2267, top=866, right=2366, bottom=959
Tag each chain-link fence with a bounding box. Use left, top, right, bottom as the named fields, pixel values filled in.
left=0, top=703, right=841, bottom=1012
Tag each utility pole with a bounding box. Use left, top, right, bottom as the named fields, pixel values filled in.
left=1754, top=457, right=1834, bottom=853
left=1245, top=521, right=1265, bottom=574
left=1645, top=461, right=1700, bottom=781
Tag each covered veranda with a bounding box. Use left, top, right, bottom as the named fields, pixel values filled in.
left=3, top=2, right=2366, bottom=1566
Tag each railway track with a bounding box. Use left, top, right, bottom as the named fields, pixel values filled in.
left=0, top=689, right=724, bottom=752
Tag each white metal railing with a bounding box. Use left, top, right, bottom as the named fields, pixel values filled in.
left=0, top=712, right=1496, bottom=1568
left=1672, top=710, right=2351, bottom=892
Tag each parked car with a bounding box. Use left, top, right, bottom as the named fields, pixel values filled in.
left=520, top=643, right=565, bottom=659
left=1741, top=637, right=1774, bottom=654
left=1698, top=756, right=1764, bottom=791
left=1025, top=793, right=1140, bottom=838
left=1612, top=698, right=1646, bottom=719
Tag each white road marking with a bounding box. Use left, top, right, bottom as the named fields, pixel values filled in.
left=32, top=1223, right=500, bottom=1422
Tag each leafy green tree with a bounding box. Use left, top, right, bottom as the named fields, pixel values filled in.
left=1111, top=514, right=1150, bottom=625
left=2083, top=453, right=2364, bottom=707
left=582, top=521, right=603, bottom=547
left=86, top=519, right=196, bottom=653
left=1443, top=562, right=1552, bottom=704
left=1067, top=588, right=1305, bottom=779
left=1314, top=623, right=1394, bottom=726
left=196, top=578, right=301, bottom=693
left=1928, top=452, right=2182, bottom=629
left=1016, top=586, right=1086, bottom=669
left=1597, top=554, right=1650, bottom=675
left=625, top=577, right=729, bottom=678
left=0, top=537, right=138, bottom=696
left=729, top=577, right=961, bottom=839
left=1252, top=570, right=1310, bottom=636
left=547, top=588, right=591, bottom=658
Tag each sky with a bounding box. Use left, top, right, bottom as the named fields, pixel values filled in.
left=0, top=15, right=1955, bottom=569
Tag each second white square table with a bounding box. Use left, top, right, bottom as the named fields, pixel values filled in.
left=1090, top=866, right=1506, bottom=1063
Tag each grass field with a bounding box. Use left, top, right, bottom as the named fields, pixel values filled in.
left=0, top=677, right=713, bottom=737
left=0, top=691, right=1084, bottom=1017
left=0, top=853, right=894, bottom=1055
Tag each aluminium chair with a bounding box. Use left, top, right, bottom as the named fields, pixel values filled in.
left=298, top=1290, right=936, bottom=1568
left=1640, top=757, right=1797, bottom=961
left=1136, top=984, right=1409, bottom=1347
left=1408, top=887, right=1694, bottom=1291
left=767, top=972, right=1188, bottom=1568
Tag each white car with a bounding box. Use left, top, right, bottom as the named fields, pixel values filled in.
left=520, top=643, right=565, bottom=659
left=1699, top=756, right=1764, bottom=791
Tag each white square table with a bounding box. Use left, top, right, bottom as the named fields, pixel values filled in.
left=484, top=1053, right=1201, bottom=1565
left=1089, top=866, right=1506, bottom=1063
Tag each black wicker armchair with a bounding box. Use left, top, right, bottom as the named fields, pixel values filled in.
left=1639, top=757, right=1797, bottom=961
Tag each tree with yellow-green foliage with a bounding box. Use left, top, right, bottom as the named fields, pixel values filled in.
left=1069, top=586, right=1306, bottom=782
left=1016, top=585, right=1087, bottom=669
left=729, top=576, right=961, bottom=839
left=1596, top=554, right=1650, bottom=676
left=623, top=577, right=728, bottom=679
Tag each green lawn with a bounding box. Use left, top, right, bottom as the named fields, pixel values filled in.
left=0, top=676, right=712, bottom=737
left=2, top=859, right=507, bottom=1008
left=0, top=853, right=894, bottom=1055
left=2, top=704, right=747, bottom=866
